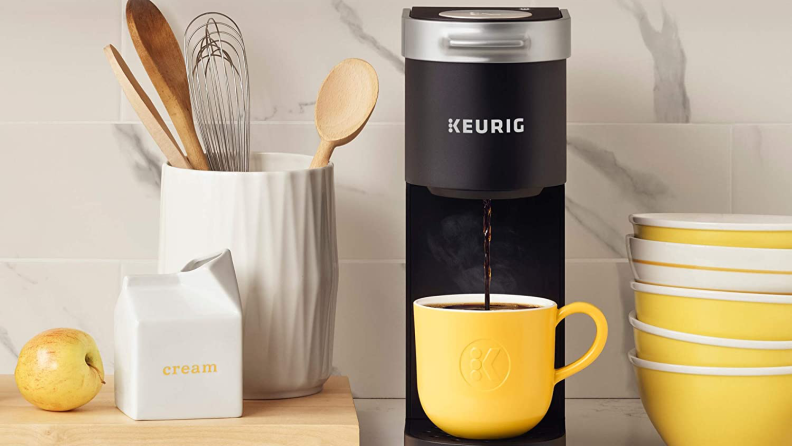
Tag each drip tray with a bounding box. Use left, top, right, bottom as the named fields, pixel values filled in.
left=405, top=419, right=565, bottom=445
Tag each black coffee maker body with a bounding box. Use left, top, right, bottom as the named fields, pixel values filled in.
left=402, top=7, right=571, bottom=446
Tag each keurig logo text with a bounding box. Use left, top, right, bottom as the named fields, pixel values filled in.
left=447, top=118, right=525, bottom=134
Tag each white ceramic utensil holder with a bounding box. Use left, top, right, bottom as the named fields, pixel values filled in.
left=115, top=249, right=243, bottom=420
left=159, top=153, right=339, bottom=399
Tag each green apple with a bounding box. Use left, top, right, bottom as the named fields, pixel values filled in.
left=15, top=328, right=105, bottom=411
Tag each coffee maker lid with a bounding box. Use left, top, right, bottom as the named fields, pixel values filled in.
left=402, top=7, right=570, bottom=63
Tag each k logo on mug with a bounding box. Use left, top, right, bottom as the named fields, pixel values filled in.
left=460, top=339, right=511, bottom=390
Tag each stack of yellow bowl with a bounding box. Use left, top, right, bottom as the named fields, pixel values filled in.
left=626, top=213, right=792, bottom=446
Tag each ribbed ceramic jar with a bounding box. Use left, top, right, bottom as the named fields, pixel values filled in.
left=159, top=153, right=338, bottom=399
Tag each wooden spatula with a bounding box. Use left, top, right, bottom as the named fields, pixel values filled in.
left=126, top=0, right=209, bottom=171
left=104, top=45, right=192, bottom=169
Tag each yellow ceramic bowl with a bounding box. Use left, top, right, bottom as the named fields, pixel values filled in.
left=630, top=311, right=792, bottom=367
left=630, top=351, right=792, bottom=446
left=633, top=282, right=792, bottom=341
left=630, top=213, right=792, bottom=248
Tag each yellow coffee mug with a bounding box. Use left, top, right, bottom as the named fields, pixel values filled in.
left=414, top=294, right=608, bottom=440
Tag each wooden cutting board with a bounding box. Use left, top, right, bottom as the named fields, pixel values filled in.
left=0, top=375, right=359, bottom=445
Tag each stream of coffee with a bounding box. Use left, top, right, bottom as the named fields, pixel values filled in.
left=483, top=199, right=492, bottom=310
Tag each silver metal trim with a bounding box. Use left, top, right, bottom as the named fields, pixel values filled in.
left=438, top=9, right=533, bottom=20
left=401, top=8, right=571, bottom=64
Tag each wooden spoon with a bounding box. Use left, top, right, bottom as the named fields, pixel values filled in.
left=309, top=59, right=379, bottom=169
left=126, top=0, right=209, bottom=171
left=104, top=45, right=192, bottom=169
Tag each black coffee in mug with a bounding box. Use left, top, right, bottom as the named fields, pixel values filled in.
left=427, top=303, right=541, bottom=311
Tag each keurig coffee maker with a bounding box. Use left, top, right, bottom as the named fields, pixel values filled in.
left=402, top=7, right=571, bottom=445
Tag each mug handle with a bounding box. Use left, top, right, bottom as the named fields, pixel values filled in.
left=553, top=302, right=608, bottom=385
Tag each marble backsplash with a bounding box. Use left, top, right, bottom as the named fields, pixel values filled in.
left=2, top=0, right=792, bottom=399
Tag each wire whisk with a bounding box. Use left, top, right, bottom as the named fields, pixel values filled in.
left=185, top=12, right=250, bottom=172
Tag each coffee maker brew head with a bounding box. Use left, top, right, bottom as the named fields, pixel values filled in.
left=402, top=7, right=571, bottom=199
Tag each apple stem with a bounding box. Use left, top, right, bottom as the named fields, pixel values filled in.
left=89, top=364, right=105, bottom=383
left=85, top=355, right=105, bottom=384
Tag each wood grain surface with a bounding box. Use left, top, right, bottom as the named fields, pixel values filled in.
left=0, top=375, right=359, bottom=445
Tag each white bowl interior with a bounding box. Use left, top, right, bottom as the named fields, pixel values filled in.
left=631, top=282, right=792, bottom=303
left=629, top=311, right=792, bottom=350
left=628, top=350, right=792, bottom=376
left=630, top=262, right=792, bottom=296
left=626, top=235, right=792, bottom=272
left=630, top=213, right=792, bottom=231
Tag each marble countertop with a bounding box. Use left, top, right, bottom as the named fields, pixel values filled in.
left=355, top=398, right=665, bottom=446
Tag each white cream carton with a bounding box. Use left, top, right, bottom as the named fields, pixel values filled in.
left=115, top=250, right=243, bottom=420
